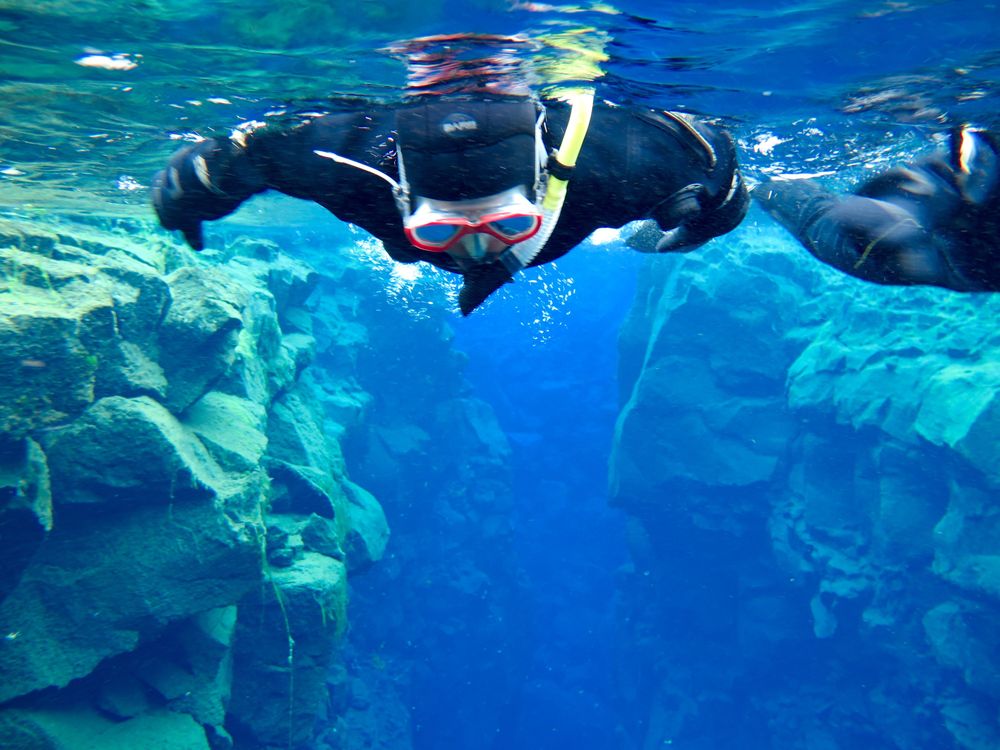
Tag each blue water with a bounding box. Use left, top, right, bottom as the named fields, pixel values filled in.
left=2, top=1, right=1000, bottom=749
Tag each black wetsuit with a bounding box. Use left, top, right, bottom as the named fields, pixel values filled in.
left=753, top=128, right=1000, bottom=292
left=153, top=98, right=748, bottom=312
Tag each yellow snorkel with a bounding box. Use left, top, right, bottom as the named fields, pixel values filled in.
left=543, top=89, right=594, bottom=211
left=502, top=88, right=595, bottom=271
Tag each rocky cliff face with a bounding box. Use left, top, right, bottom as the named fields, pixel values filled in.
left=610, top=218, right=1000, bottom=750
left=0, top=218, right=389, bottom=750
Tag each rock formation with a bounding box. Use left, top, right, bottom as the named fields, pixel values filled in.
left=0, top=218, right=388, bottom=750
left=610, top=217, right=1000, bottom=750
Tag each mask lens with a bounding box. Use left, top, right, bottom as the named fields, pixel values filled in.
left=411, top=222, right=462, bottom=246
left=487, top=214, right=538, bottom=239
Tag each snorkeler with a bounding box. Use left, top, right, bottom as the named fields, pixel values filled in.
left=753, top=125, right=1000, bottom=292
left=151, top=92, right=749, bottom=315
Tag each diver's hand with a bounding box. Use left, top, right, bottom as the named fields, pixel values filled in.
left=151, top=152, right=206, bottom=250
left=625, top=220, right=704, bottom=254
left=151, top=140, right=252, bottom=251
left=458, top=260, right=513, bottom=316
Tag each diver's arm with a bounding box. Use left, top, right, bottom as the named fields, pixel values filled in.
left=628, top=120, right=749, bottom=253
left=151, top=111, right=395, bottom=250
left=753, top=178, right=958, bottom=287
left=754, top=127, right=1000, bottom=289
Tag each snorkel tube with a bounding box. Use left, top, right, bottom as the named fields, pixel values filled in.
left=499, top=88, right=594, bottom=273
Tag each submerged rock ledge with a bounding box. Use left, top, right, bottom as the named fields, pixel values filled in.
left=0, top=218, right=389, bottom=750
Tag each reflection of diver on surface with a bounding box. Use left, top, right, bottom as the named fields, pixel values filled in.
left=152, top=91, right=748, bottom=315
left=754, top=126, right=1000, bottom=291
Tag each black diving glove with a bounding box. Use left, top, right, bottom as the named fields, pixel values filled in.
left=626, top=220, right=704, bottom=254
left=150, top=141, right=249, bottom=251
left=458, top=260, right=514, bottom=316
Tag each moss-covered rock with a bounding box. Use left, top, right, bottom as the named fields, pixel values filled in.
left=228, top=552, right=347, bottom=749
left=0, top=217, right=390, bottom=749
left=0, top=251, right=102, bottom=436
left=0, top=497, right=261, bottom=703
left=0, top=706, right=210, bottom=750
left=42, top=395, right=224, bottom=508
left=158, top=267, right=246, bottom=413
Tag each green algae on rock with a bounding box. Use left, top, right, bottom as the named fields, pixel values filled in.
left=0, top=215, right=391, bottom=749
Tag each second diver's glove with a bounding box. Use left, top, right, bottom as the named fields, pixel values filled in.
left=151, top=140, right=255, bottom=251
left=458, top=260, right=514, bottom=316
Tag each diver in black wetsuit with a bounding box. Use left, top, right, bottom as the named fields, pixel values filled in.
left=753, top=126, right=1000, bottom=292
left=152, top=94, right=749, bottom=315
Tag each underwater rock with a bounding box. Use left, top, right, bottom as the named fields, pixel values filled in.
left=228, top=552, right=347, bottom=750
left=158, top=266, right=246, bottom=412
left=933, top=481, right=1000, bottom=599
left=266, top=253, right=319, bottom=320
left=610, top=223, right=1000, bottom=750
left=267, top=460, right=338, bottom=518
left=301, top=513, right=346, bottom=560
left=183, top=391, right=269, bottom=473
left=139, top=607, right=238, bottom=727
left=265, top=518, right=302, bottom=567
left=264, top=512, right=344, bottom=566
left=610, top=243, right=804, bottom=514
left=924, top=600, right=1000, bottom=698
left=94, top=340, right=170, bottom=400
left=787, top=295, right=1000, bottom=484
left=321, top=645, right=413, bottom=750
left=0, top=437, right=51, bottom=601
left=341, top=480, right=389, bottom=572
left=267, top=385, right=342, bottom=474
left=0, top=251, right=104, bottom=436
left=913, top=362, right=1000, bottom=482
left=0, top=218, right=395, bottom=748
left=265, top=383, right=346, bottom=519
left=938, top=696, right=1000, bottom=750
left=42, top=395, right=223, bottom=507
left=0, top=496, right=261, bottom=703
left=0, top=706, right=211, bottom=750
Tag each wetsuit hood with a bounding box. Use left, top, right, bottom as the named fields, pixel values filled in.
left=395, top=97, right=538, bottom=201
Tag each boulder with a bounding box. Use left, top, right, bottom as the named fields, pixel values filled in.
left=0, top=706, right=210, bottom=750
left=183, top=391, right=268, bottom=473
left=0, top=499, right=261, bottom=703
left=229, top=552, right=347, bottom=749
left=43, top=396, right=223, bottom=508
left=341, top=480, right=389, bottom=572
left=158, top=267, right=246, bottom=412
left=0, top=250, right=103, bottom=436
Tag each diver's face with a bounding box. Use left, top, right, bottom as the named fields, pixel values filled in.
left=402, top=185, right=542, bottom=260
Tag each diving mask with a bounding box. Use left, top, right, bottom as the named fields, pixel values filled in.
left=403, top=185, right=543, bottom=253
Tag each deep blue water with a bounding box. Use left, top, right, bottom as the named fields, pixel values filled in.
left=2, top=1, right=1000, bottom=749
